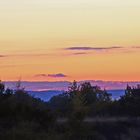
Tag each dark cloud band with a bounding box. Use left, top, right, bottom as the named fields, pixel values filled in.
left=65, top=46, right=123, bottom=51
left=35, top=73, right=67, bottom=78
left=48, top=73, right=67, bottom=78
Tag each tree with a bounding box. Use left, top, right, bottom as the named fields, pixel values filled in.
left=15, top=80, right=25, bottom=91
left=119, top=84, right=140, bottom=116
left=49, top=93, right=71, bottom=116
left=5, top=88, right=13, bottom=95
left=71, top=90, right=87, bottom=121
left=68, top=80, right=79, bottom=98
left=80, top=82, right=97, bottom=106
left=122, top=84, right=140, bottom=100
left=97, top=89, right=111, bottom=102
left=0, top=81, right=5, bottom=94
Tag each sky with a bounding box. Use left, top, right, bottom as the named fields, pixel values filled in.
left=0, top=0, right=140, bottom=81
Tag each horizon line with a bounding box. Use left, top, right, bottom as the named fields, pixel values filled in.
left=3, top=80, right=140, bottom=83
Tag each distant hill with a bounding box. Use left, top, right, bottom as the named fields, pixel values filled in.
left=107, top=89, right=125, bottom=100
left=28, top=90, right=63, bottom=101
left=4, top=80, right=140, bottom=91
left=28, top=89, right=125, bottom=102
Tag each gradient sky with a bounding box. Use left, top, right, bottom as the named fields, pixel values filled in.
left=0, top=0, right=140, bottom=81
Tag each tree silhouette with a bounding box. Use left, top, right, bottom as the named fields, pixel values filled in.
left=80, top=82, right=97, bottom=105
left=0, top=81, right=5, bottom=94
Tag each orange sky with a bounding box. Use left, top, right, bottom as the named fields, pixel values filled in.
left=0, top=0, right=140, bottom=81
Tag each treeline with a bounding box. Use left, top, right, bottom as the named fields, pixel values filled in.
left=49, top=81, right=140, bottom=118
left=0, top=80, right=140, bottom=140
left=0, top=81, right=55, bottom=140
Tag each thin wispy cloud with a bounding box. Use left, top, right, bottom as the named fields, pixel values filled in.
left=48, top=73, right=67, bottom=78
left=65, top=46, right=123, bottom=51
left=35, top=74, right=48, bottom=77
left=132, top=46, right=140, bottom=49
left=35, top=73, right=67, bottom=78
left=0, top=55, right=6, bottom=57
left=71, top=52, right=89, bottom=55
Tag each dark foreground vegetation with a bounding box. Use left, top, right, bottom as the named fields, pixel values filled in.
left=0, top=80, right=140, bottom=140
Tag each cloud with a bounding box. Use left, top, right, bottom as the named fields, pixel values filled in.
left=66, top=47, right=96, bottom=50
left=48, top=73, right=67, bottom=78
left=35, top=74, right=47, bottom=77
left=0, top=55, right=6, bottom=57
left=65, top=46, right=123, bottom=51
left=72, top=52, right=88, bottom=55
left=35, top=73, right=67, bottom=78
left=132, top=46, right=140, bottom=49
